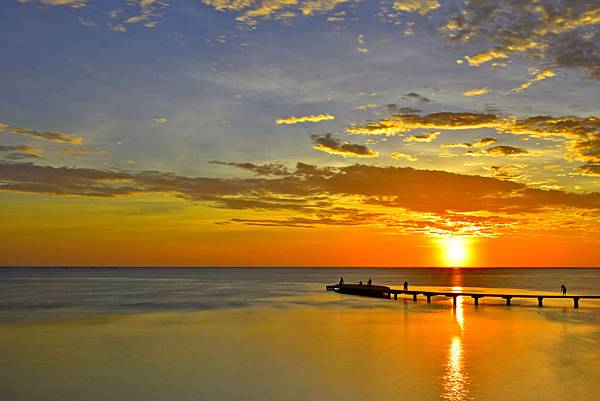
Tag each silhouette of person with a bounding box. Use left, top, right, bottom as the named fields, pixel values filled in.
left=359, top=280, right=363, bottom=285
left=403, top=281, right=409, bottom=291
left=339, top=276, right=344, bottom=286
left=561, top=284, right=567, bottom=296
left=367, top=278, right=372, bottom=286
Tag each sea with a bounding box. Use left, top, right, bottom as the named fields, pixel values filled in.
left=1, top=267, right=599, bottom=401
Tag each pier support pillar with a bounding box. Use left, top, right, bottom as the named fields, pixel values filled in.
left=426, top=295, right=431, bottom=303
left=394, top=293, right=397, bottom=300
left=452, top=296, right=457, bottom=308
left=538, top=297, right=544, bottom=307
left=413, top=294, right=417, bottom=302
left=472, top=296, right=479, bottom=306
left=505, top=297, right=512, bottom=306
left=574, top=297, right=579, bottom=309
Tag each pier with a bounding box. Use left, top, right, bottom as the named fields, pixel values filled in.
left=325, top=284, right=600, bottom=309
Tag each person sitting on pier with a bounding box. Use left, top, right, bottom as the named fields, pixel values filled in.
left=367, top=278, right=372, bottom=286
left=561, top=284, right=567, bottom=296
left=339, top=277, right=344, bottom=286
left=403, top=281, right=408, bottom=291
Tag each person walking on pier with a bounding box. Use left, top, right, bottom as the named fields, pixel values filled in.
left=403, top=281, right=408, bottom=291
left=561, top=283, right=567, bottom=296
left=367, top=278, right=372, bottom=286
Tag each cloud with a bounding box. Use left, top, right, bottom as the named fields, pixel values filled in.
left=201, top=0, right=354, bottom=26
left=4, top=153, right=42, bottom=160
left=17, top=0, right=87, bottom=8
left=393, top=0, right=440, bottom=15
left=0, top=145, right=44, bottom=154
left=509, top=70, right=555, bottom=93
left=484, top=164, right=527, bottom=180
left=404, top=131, right=439, bottom=143
left=210, top=161, right=291, bottom=176
left=386, top=105, right=422, bottom=115
left=2, top=161, right=600, bottom=238
left=0, top=122, right=83, bottom=144
left=153, top=117, right=168, bottom=124
left=483, top=145, right=528, bottom=156
left=391, top=152, right=417, bottom=161
left=347, top=112, right=503, bottom=135
left=275, top=114, right=335, bottom=125
left=446, top=1, right=600, bottom=79
left=310, top=134, right=378, bottom=158
left=354, top=103, right=378, bottom=111
left=401, top=92, right=431, bottom=103
left=463, top=88, right=490, bottom=97
left=348, top=111, right=600, bottom=163
left=62, top=148, right=106, bottom=156
left=441, top=137, right=497, bottom=149
left=575, top=164, right=600, bottom=176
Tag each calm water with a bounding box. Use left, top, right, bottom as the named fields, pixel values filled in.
left=1, top=268, right=599, bottom=401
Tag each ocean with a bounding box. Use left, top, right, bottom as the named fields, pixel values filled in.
left=1, top=267, right=599, bottom=401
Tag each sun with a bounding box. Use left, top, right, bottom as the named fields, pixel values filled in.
left=439, top=237, right=470, bottom=267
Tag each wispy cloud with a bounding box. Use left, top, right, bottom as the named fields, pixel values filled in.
left=463, top=87, right=490, bottom=97
left=509, top=70, right=555, bottom=93
left=275, top=114, right=335, bottom=125
left=0, top=122, right=83, bottom=144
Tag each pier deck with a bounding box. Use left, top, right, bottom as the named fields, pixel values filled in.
left=326, top=284, right=600, bottom=308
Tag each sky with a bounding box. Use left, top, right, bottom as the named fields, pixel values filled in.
left=1, top=0, right=599, bottom=267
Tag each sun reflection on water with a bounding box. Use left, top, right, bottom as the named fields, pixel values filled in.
left=442, top=285, right=471, bottom=401
left=442, top=336, right=471, bottom=401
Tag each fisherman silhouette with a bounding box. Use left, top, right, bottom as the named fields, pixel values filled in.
left=403, top=281, right=409, bottom=291
left=359, top=280, right=363, bottom=285
left=339, top=277, right=344, bottom=286
left=367, top=278, right=372, bottom=286
left=561, top=284, right=567, bottom=296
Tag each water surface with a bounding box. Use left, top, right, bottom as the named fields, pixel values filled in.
left=1, top=268, right=599, bottom=401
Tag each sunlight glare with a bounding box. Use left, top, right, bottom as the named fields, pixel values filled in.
left=440, top=237, right=470, bottom=267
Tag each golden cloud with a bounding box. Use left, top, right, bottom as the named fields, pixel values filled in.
left=391, top=152, right=417, bottom=161
left=349, top=111, right=600, bottom=163
left=275, top=114, right=335, bottom=125
left=463, top=87, right=490, bottom=96
left=509, top=70, right=555, bottom=93
left=0, top=122, right=83, bottom=144
left=393, top=0, right=440, bottom=15
left=17, top=0, right=87, bottom=8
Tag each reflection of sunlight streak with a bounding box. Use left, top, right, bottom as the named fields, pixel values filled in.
left=442, top=336, right=471, bottom=401
left=452, top=286, right=464, bottom=331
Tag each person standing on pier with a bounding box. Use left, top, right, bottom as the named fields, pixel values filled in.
left=339, top=277, right=344, bottom=286
left=403, top=281, right=408, bottom=291
left=561, top=284, right=567, bottom=296
left=367, top=278, right=372, bottom=286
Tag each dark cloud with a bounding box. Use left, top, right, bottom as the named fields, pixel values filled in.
left=401, top=92, right=431, bottom=103
left=5, top=153, right=42, bottom=160
left=210, top=161, right=291, bottom=176
left=575, top=164, right=600, bottom=176
left=485, top=145, right=528, bottom=156
left=310, top=133, right=378, bottom=157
